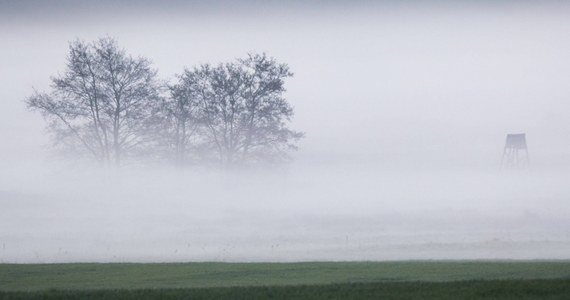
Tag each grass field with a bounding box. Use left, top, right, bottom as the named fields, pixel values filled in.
left=1, top=261, right=570, bottom=299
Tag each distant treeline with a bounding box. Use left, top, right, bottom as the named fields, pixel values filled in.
left=26, top=37, right=303, bottom=167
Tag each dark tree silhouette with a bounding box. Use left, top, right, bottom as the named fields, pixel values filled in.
left=155, top=75, right=203, bottom=165
left=175, top=53, right=303, bottom=166
left=27, top=38, right=302, bottom=167
left=26, top=37, right=161, bottom=165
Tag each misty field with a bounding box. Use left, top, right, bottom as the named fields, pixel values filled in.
left=3, top=0, right=570, bottom=299
left=2, top=261, right=570, bottom=299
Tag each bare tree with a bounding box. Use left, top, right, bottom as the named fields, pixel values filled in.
left=26, top=37, right=161, bottom=165
left=238, top=53, right=303, bottom=163
left=180, top=53, right=303, bottom=166
left=26, top=37, right=302, bottom=167
left=156, top=76, right=203, bottom=165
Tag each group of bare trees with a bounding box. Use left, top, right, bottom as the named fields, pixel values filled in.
left=27, top=37, right=303, bottom=167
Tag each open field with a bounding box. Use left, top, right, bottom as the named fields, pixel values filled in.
left=3, top=170, right=570, bottom=263
left=2, top=261, right=570, bottom=299
left=3, top=261, right=570, bottom=291
left=2, top=280, right=570, bottom=300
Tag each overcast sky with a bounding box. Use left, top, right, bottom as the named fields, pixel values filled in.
left=1, top=0, right=570, bottom=170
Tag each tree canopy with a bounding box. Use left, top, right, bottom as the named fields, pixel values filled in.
left=27, top=37, right=303, bottom=167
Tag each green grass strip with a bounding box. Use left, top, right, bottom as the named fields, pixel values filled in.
left=2, top=261, right=570, bottom=291
left=1, top=279, right=570, bottom=300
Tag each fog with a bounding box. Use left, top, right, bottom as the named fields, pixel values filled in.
left=1, top=0, right=570, bottom=262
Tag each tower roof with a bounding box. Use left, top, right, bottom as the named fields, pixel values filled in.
left=505, top=133, right=527, bottom=149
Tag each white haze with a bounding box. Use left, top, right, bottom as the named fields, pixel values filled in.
left=1, top=1, right=570, bottom=262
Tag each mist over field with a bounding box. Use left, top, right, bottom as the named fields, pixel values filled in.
left=1, top=0, right=570, bottom=262
left=2, top=166, right=570, bottom=262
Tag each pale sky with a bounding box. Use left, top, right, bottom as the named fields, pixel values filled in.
left=1, top=0, right=570, bottom=169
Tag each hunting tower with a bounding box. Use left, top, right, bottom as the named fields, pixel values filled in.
left=501, top=133, right=529, bottom=169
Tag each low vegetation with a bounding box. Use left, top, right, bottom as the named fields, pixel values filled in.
left=1, top=261, right=570, bottom=299
left=2, top=280, right=570, bottom=300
